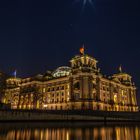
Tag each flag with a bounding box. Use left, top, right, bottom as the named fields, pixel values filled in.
left=13, top=70, right=17, bottom=78
left=119, top=65, right=122, bottom=73
left=79, top=45, right=84, bottom=55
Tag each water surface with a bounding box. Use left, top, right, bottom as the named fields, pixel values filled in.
left=0, top=122, right=140, bottom=140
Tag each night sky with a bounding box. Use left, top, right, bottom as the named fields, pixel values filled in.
left=0, top=0, right=140, bottom=103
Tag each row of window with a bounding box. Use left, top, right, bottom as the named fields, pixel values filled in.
left=48, top=92, right=65, bottom=98
left=102, top=92, right=110, bottom=97
left=50, top=98, right=65, bottom=103
left=43, top=85, right=68, bottom=93
left=101, top=86, right=110, bottom=91
left=101, top=86, right=128, bottom=95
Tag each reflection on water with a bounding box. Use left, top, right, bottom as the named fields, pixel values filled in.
left=0, top=123, right=140, bottom=140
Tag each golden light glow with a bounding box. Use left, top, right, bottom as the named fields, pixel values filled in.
left=114, top=95, right=117, bottom=103
left=2, top=49, right=138, bottom=112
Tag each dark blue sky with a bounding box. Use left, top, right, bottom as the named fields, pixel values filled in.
left=0, top=0, right=140, bottom=102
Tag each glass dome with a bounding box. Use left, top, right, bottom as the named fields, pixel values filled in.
left=53, top=66, right=71, bottom=78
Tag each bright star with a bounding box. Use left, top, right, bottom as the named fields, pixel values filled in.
left=74, top=0, right=94, bottom=9
left=83, top=0, right=93, bottom=5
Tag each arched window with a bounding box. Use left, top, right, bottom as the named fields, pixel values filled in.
left=74, top=82, right=80, bottom=90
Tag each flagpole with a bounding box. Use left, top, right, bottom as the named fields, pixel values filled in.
left=83, top=44, right=85, bottom=55
left=15, top=70, right=17, bottom=78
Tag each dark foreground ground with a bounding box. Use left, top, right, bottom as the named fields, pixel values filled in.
left=0, top=110, right=140, bottom=122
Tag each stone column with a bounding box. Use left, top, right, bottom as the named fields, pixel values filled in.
left=133, top=89, right=137, bottom=106
left=96, top=77, right=101, bottom=101
left=127, top=89, right=130, bottom=105
left=88, top=76, right=93, bottom=110
left=69, top=77, right=73, bottom=101
left=80, top=76, right=83, bottom=99
left=109, top=83, right=114, bottom=111
left=129, top=89, right=132, bottom=105
left=131, top=90, right=135, bottom=106
left=89, top=76, right=93, bottom=99
left=111, top=85, right=114, bottom=101
left=69, top=77, right=74, bottom=110
left=83, top=76, right=89, bottom=99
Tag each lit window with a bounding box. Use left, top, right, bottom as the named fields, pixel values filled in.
left=43, top=88, right=46, bottom=93
left=114, top=95, right=117, bottom=103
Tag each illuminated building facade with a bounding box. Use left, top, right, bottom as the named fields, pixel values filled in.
left=2, top=49, right=138, bottom=111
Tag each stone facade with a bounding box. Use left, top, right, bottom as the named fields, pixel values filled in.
left=2, top=51, right=138, bottom=111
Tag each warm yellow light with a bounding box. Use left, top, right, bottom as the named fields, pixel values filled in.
left=114, top=95, right=117, bottom=103
left=43, top=88, right=46, bottom=93
left=43, top=104, right=48, bottom=108
left=37, top=101, right=40, bottom=109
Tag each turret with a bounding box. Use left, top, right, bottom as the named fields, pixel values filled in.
left=112, top=66, right=132, bottom=85
left=70, top=46, right=98, bottom=74
left=6, top=77, right=21, bottom=89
